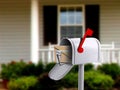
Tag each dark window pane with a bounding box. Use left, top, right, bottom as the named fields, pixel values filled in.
left=61, top=26, right=82, bottom=38
left=75, top=26, right=83, bottom=37
left=76, top=7, right=83, bottom=24
left=68, top=7, right=75, bottom=24
left=60, top=8, right=67, bottom=24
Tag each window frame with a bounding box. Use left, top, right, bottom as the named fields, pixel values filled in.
left=58, top=5, right=85, bottom=43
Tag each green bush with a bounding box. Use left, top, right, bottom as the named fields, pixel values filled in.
left=21, top=63, right=37, bottom=76
left=1, top=61, right=26, bottom=80
left=35, top=61, right=45, bottom=76
left=84, top=63, right=94, bottom=71
left=21, top=62, right=44, bottom=76
left=84, top=71, right=114, bottom=90
left=61, top=73, right=78, bottom=88
left=97, top=63, right=120, bottom=79
left=70, top=65, right=78, bottom=73
left=70, top=63, right=94, bottom=73
left=36, top=73, right=62, bottom=90
left=45, top=62, right=56, bottom=72
left=8, top=76, right=37, bottom=90
left=1, top=61, right=44, bottom=80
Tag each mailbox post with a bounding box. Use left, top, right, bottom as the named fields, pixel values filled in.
left=49, top=38, right=100, bottom=90
left=79, top=64, right=84, bottom=90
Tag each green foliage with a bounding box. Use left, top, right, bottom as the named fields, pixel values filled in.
left=1, top=61, right=26, bottom=80
left=1, top=61, right=45, bottom=80
left=21, top=62, right=36, bottom=76
left=21, top=61, right=44, bottom=76
left=61, top=73, right=78, bottom=88
left=97, top=63, right=120, bottom=79
left=36, top=73, right=62, bottom=90
left=70, top=63, right=94, bottom=73
left=35, top=61, right=45, bottom=76
left=84, top=70, right=114, bottom=90
left=44, top=62, right=56, bottom=72
left=85, top=63, right=94, bottom=71
left=1, top=61, right=118, bottom=90
left=70, top=65, right=78, bottom=73
left=8, top=76, right=37, bottom=90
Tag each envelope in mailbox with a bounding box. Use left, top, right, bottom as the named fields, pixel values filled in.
left=49, top=45, right=73, bottom=80
left=54, top=46, right=72, bottom=63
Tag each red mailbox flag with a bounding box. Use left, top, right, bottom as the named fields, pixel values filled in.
left=77, top=28, right=93, bottom=53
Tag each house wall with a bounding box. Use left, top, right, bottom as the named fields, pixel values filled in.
left=0, top=0, right=31, bottom=63
left=0, top=0, right=119, bottom=63
left=100, top=1, right=120, bottom=45
left=39, top=0, right=120, bottom=47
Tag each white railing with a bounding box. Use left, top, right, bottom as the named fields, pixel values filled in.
left=100, top=42, right=120, bottom=64
left=101, top=48, right=120, bottom=64
left=39, top=42, right=120, bottom=64
left=39, top=48, right=54, bottom=63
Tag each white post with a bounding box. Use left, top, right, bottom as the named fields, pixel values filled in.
left=31, top=0, right=39, bottom=64
left=118, top=51, right=120, bottom=65
left=48, top=43, right=52, bottom=62
left=112, top=42, right=115, bottom=62
left=78, top=64, right=84, bottom=90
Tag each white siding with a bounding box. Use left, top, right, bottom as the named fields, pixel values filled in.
left=0, top=0, right=31, bottom=63
left=39, top=0, right=120, bottom=47
left=100, top=1, right=120, bottom=45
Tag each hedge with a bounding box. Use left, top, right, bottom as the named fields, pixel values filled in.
left=8, top=76, right=37, bottom=90
left=84, top=70, right=114, bottom=90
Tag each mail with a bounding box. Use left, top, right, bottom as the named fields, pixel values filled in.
left=54, top=46, right=72, bottom=63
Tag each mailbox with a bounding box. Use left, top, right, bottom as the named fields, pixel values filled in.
left=60, top=38, right=100, bottom=64
left=49, top=38, right=100, bottom=80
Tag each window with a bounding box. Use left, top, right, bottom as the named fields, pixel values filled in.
left=58, top=6, right=85, bottom=42
left=43, top=5, right=100, bottom=46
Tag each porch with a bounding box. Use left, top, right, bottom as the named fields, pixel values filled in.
left=0, top=0, right=120, bottom=64
left=39, top=42, right=120, bottom=64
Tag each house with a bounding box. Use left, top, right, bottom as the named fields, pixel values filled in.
left=0, top=0, right=120, bottom=64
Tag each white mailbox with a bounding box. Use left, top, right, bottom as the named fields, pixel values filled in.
left=60, top=38, right=100, bottom=64
left=49, top=38, right=100, bottom=81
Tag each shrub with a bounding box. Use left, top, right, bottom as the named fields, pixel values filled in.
left=70, top=65, right=78, bottom=73
left=97, top=63, right=120, bottom=79
left=84, top=70, right=114, bottom=90
left=1, top=60, right=26, bottom=80
left=21, top=62, right=37, bottom=76
left=45, top=62, right=56, bottom=72
left=36, top=73, right=62, bottom=90
left=70, top=63, right=94, bottom=73
left=21, top=61, right=44, bottom=76
left=35, top=61, right=45, bottom=76
left=8, top=76, right=37, bottom=90
left=84, top=63, right=94, bottom=71
left=61, top=73, right=78, bottom=88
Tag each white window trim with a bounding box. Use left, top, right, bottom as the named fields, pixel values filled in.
left=57, top=5, right=85, bottom=44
